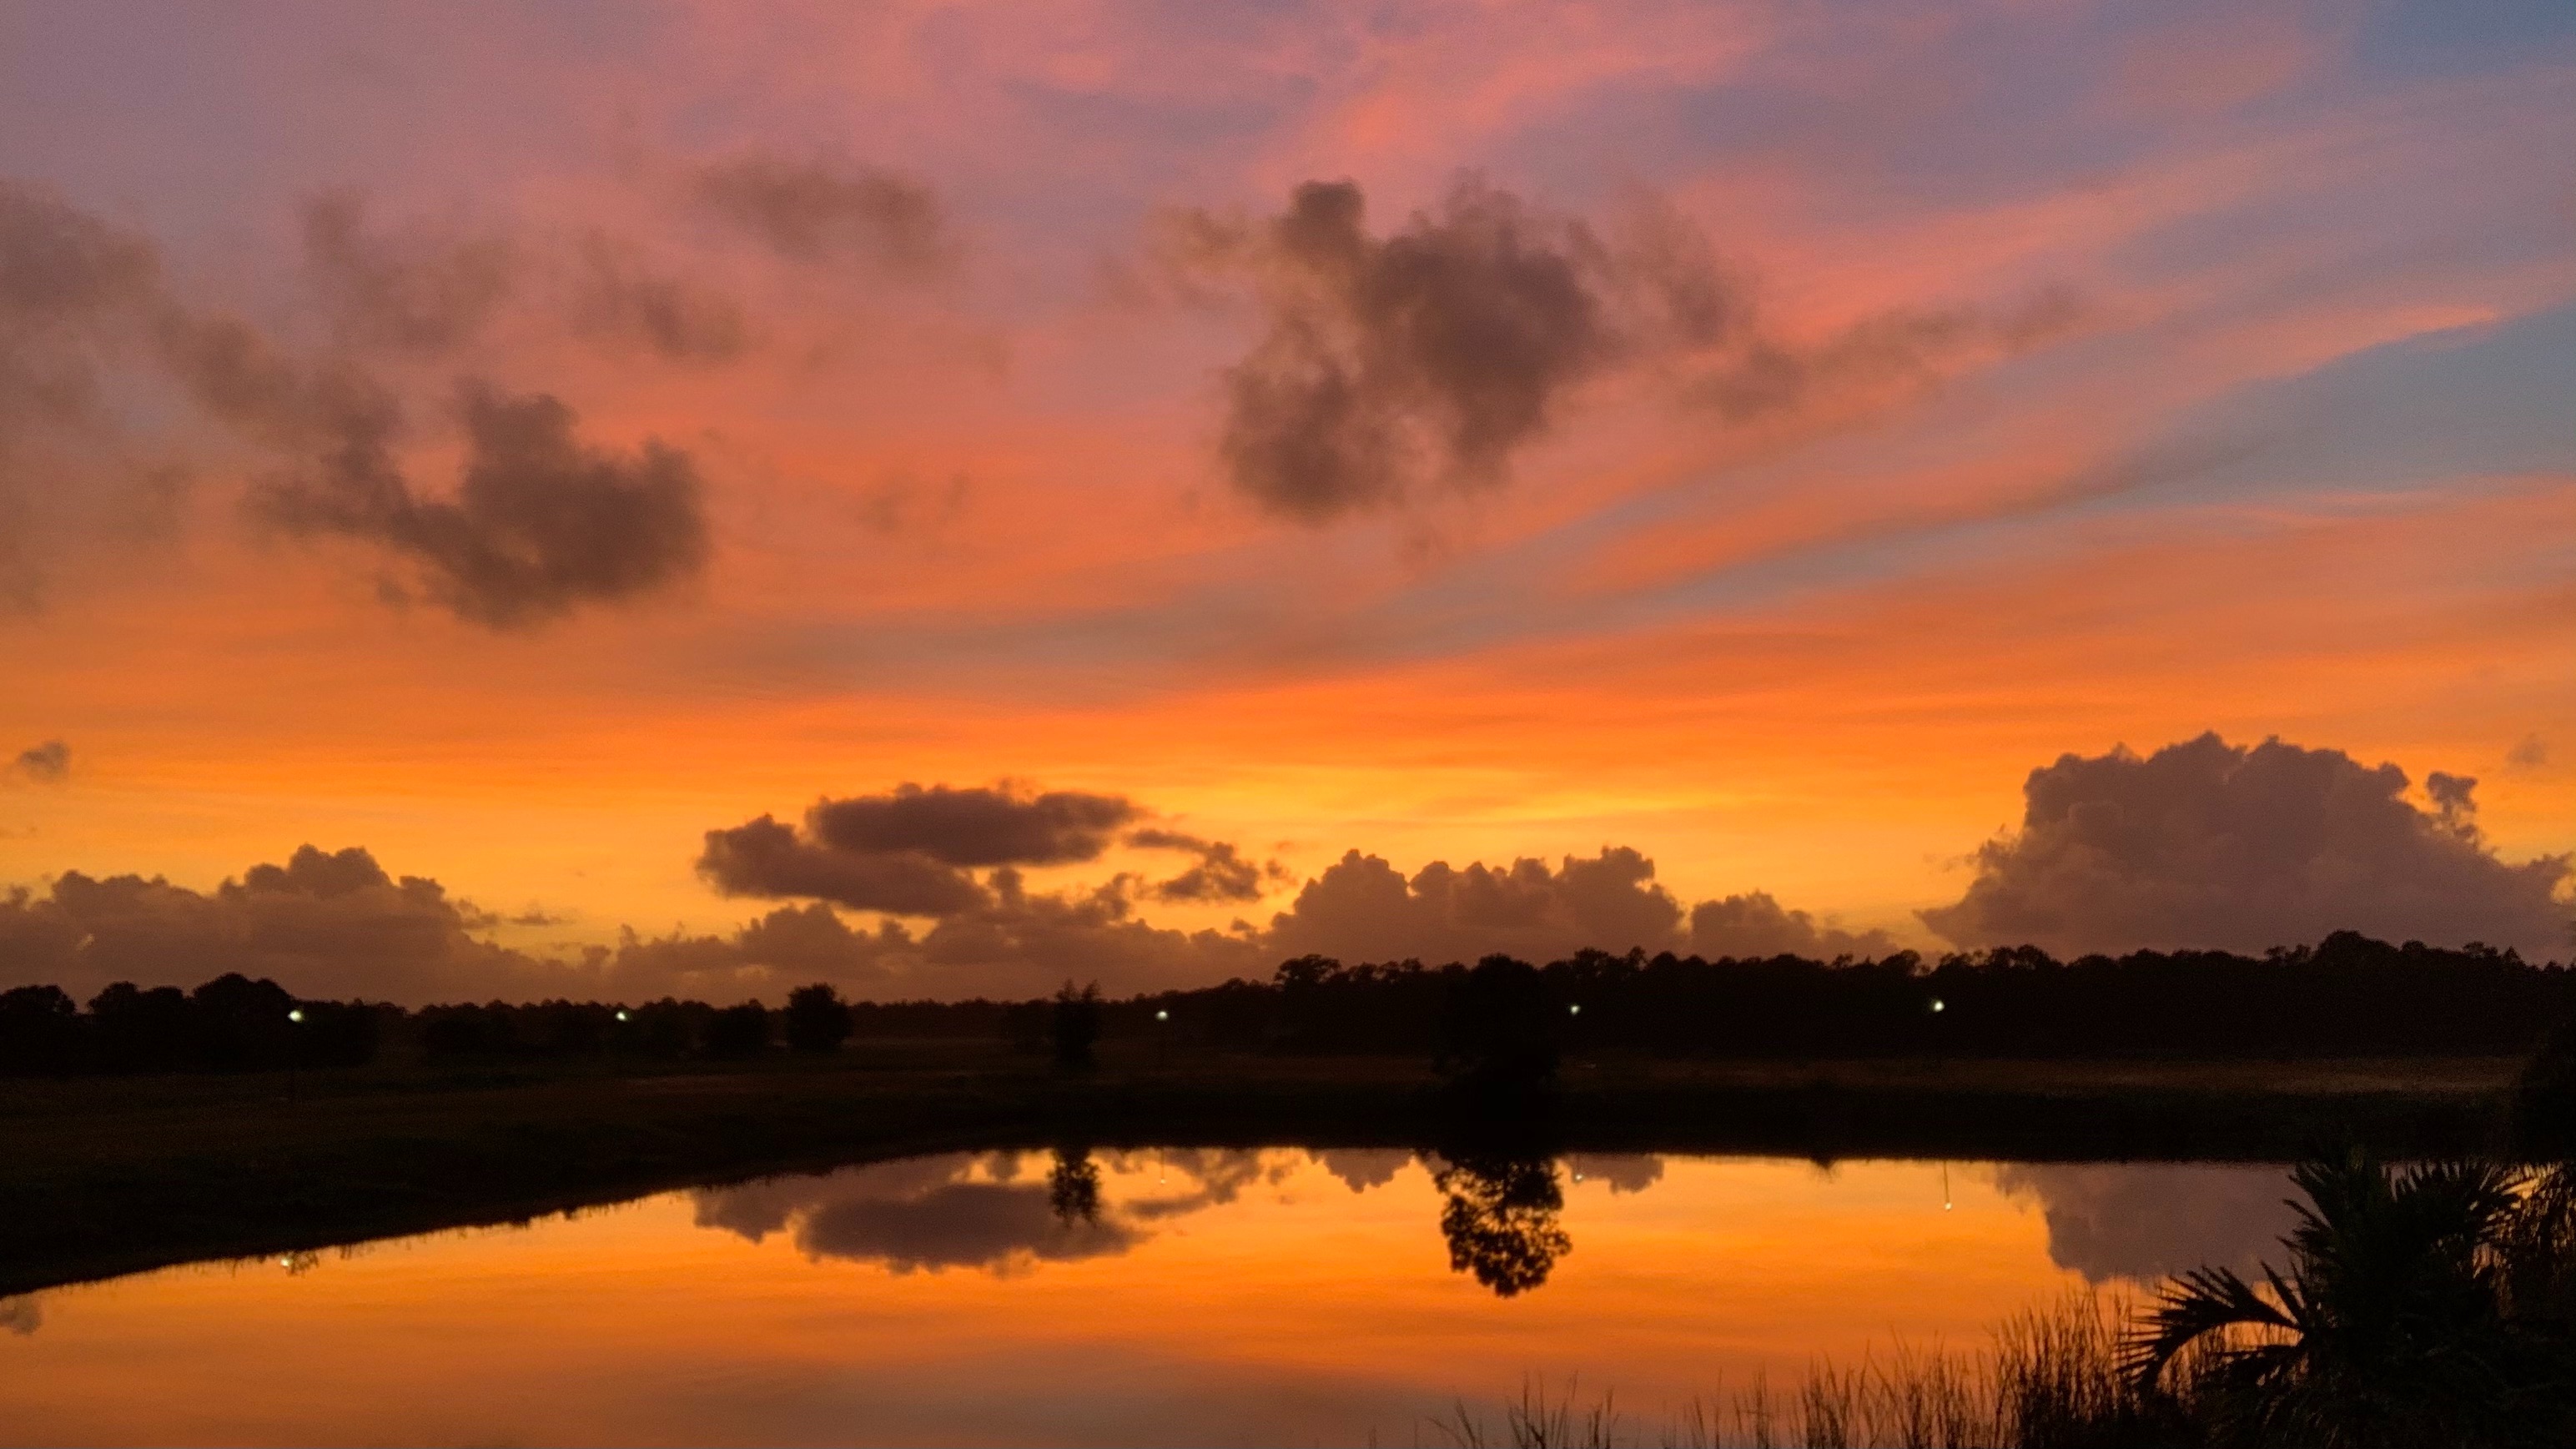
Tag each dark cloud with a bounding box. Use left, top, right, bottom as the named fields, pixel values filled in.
left=696, top=783, right=1148, bottom=922
left=1265, top=844, right=1688, bottom=964
left=0, top=179, right=718, bottom=628
left=696, top=813, right=990, bottom=917
left=1193, top=177, right=1631, bottom=521
left=1688, top=890, right=1899, bottom=960
left=811, top=783, right=1140, bottom=868
left=1127, top=828, right=1288, bottom=903
left=569, top=233, right=750, bottom=364
left=693, top=155, right=956, bottom=278
left=254, top=380, right=712, bottom=628
left=2508, top=735, right=2550, bottom=772
left=1174, top=177, right=2076, bottom=521
left=1921, top=733, right=2574, bottom=959
left=1991, top=1163, right=2304, bottom=1285
left=299, top=190, right=514, bottom=353
left=8, top=741, right=68, bottom=783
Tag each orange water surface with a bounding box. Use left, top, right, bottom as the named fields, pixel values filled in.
left=0, top=1152, right=2300, bottom=1446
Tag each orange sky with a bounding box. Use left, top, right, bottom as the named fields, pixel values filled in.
left=1, top=2, right=2569, bottom=997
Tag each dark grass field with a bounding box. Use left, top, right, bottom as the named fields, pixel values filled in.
left=0, top=1042, right=2526, bottom=1299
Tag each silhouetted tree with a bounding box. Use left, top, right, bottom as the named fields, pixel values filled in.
left=701, top=999, right=772, bottom=1059
left=1431, top=1149, right=1571, bottom=1297
left=1050, top=980, right=1102, bottom=1072
left=187, top=974, right=296, bottom=1069
left=1438, top=954, right=1562, bottom=1100
left=2513, top=1013, right=2576, bottom=1158
left=86, top=983, right=194, bottom=1070
left=0, top=984, right=81, bottom=1074
left=783, top=983, right=855, bottom=1054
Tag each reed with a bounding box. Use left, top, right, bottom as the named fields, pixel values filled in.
left=1426, top=1291, right=2218, bottom=1449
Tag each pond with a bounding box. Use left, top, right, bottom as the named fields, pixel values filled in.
left=0, top=1150, right=2303, bottom=1446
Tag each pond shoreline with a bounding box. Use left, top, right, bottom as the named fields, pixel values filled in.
left=0, top=1053, right=2520, bottom=1298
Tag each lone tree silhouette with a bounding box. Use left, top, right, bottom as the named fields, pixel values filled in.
left=1050, top=981, right=1102, bottom=1072
left=782, top=983, right=854, bottom=1054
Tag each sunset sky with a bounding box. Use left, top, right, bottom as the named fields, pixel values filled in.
left=3, top=1, right=2570, bottom=1002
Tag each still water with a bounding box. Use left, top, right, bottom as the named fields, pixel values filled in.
left=0, top=1150, right=2300, bottom=1446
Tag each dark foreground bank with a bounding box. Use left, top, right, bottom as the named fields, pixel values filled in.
left=0, top=1051, right=2525, bottom=1298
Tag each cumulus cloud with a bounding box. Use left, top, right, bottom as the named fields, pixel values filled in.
left=1264, top=844, right=1688, bottom=964
left=299, top=189, right=514, bottom=353
left=8, top=741, right=68, bottom=783
left=253, top=379, right=712, bottom=628
left=693, top=154, right=956, bottom=278
left=0, top=843, right=557, bottom=1004
left=1920, top=733, right=2574, bottom=960
left=1688, top=891, right=1899, bottom=960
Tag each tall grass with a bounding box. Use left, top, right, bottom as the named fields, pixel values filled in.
left=1426, top=1291, right=2225, bottom=1449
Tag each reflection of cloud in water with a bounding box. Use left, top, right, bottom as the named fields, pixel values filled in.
left=694, top=1150, right=1291, bottom=1275
left=1109, top=1149, right=1289, bottom=1220
left=802, top=1181, right=1137, bottom=1272
left=0, top=1294, right=38, bottom=1336
left=1564, top=1154, right=1664, bottom=1194
left=1990, top=1163, right=2302, bottom=1284
left=1314, top=1149, right=1411, bottom=1193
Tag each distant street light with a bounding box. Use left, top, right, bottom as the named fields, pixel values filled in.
left=1568, top=1004, right=1582, bottom=1015
left=1155, top=1009, right=1170, bottom=1021
left=615, top=1009, right=630, bottom=1022
left=1929, top=998, right=1946, bottom=1014
left=286, top=1009, right=304, bottom=1023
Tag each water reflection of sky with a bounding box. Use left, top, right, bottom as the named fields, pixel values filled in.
left=0, top=1152, right=2303, bottom=1446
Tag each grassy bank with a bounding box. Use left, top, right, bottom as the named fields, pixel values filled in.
left=0, top=1048, right=2523, bottom=1298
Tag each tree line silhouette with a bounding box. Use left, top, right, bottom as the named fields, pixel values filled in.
left=2, top=931, right=2568, bottom=1078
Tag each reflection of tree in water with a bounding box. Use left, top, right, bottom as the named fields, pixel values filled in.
left=1049, top=1145, right=1103, bottom=1225
left=1431, top=1151, right=1570, bottom=1298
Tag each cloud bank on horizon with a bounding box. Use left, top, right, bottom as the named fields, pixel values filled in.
left=2, top=736, right=2564, bottom=1005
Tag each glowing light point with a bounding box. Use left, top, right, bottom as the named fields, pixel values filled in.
left=1155, top=1009, right=1170, bottom=1021
left=1568, top=1004, right=1582, bottom=1015
left=286, top=1009, right=304, bottom=1023
left=615, top=1010, right=629, bottom=1022
left=1929, top=998, right=1946, bottom=1014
